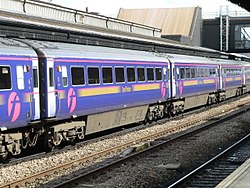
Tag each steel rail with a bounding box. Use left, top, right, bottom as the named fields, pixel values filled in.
left=1, top=98, right=250, bottom=188
left=167, top=133, right=250, bottom=188
left=51, top=103, right=250, bottom=188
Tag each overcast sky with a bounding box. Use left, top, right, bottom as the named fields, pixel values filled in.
left=47, top=0, right=247, bottom=17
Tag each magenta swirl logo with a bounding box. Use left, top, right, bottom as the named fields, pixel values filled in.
left=67, top=88, right=77, bottom=113
left=8, top=92, right=21, bottom=122
left=179, top=80, right=183, bottom=95
left=160, top=82, right=166, bottom=98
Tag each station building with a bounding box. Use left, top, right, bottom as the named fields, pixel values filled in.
left=117, top=7, right=250, bottom=57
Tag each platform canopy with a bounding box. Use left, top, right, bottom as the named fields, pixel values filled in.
left=228, top=0, right=250, bottom=12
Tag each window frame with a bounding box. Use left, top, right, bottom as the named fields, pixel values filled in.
left=126, top=66, right=136, bottom=83
left=102, top=66, right=113, bottom=85
left=87, top=66, right=100, bottom=85
left=137, top=67, right=146, bottom=82
left=180, top=67, right=185, bottom=79
left=155, top=67, right=163, bottom=81
left=0, top=65, right=12, bottom=90
left=71, top=66, right=86, bottom=86
left=115, top=66, right=125, bottom=84
left=146, top=67, right=155, bottom=82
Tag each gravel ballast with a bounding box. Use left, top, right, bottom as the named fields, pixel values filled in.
left=0, top=96, right=250, bottom=187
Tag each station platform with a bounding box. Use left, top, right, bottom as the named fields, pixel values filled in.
left=216, top=158, right=250, bottom=188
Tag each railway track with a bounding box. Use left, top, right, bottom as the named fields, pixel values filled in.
left=0, top=93, right=235, bottom=166
left=168, top=133, right=250, bottom=188
left=1, top=95, right=250, bottom=187
left=49, top=104, right=250, bottom=188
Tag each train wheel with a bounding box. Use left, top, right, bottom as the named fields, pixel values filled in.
left=0, top=150, right=9, bottom=163
left=44, top=133, right=54, bottom=152
left=77, top=127, right=85, bottom=140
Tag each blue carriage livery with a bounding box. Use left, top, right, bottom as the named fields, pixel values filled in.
left=0, top=37, right=249, bottom=160
left=166, top=53, right=220, bottom=113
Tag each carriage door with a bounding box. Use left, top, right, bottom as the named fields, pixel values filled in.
left=170, top=62, right=176, bottom=98
left=218, top=65, right=223, bottom=90
left=47, top=59, right=57, bottom=117
left=32, top=59, right=40, bottom=120
left=242, top=67, right=246, bottom=85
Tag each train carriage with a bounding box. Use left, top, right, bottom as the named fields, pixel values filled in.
left=1, top=36, right=250, bottom=161
left=23, top=40, right=171, bottom=146
left=0, top=39, right=40, bottom=129
left=0, top=38, right=40, bottom=158
left=165, top=53, right=219, bottom=113
left=218, top=59, right=245, bottom=99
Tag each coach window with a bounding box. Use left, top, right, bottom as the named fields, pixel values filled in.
left=186, top=68, right=191, bottom=79
left=147, top=68, right=154, bottom=81
left=209, top=69, right=216, bottom=77
left=191, top=68, right=196, bottom=78
left=16, top=65, right=24, bottom=90
left=62, top=66, right=68, bottom=87
left=138, top=67, right=145, bottom=82
left=71, top=67, right=85, bottom=85
left=0, top=66, right=11, bottom=89
left=115, top=67, right=125, bottom=83
left=155, top=68, right=162, bottom=81
left=223, top=69, right=227, bottom=77
left=180, top=68, right=185, bottom=79
left=88, top=67, right=100, bottom=85
left=204, top=69, right=209, bottom=77
left=201, top=68, right=205, bottom=78
left=102, top=67, right=113, bottom=84
left=199, top=68, right=205, bottom=78
left=127, top=67, right=135, bottom=82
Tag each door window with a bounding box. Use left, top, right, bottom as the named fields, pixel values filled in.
left=62, top=66, right=68, bottom=87
left=16, top=66, right=24, bottom=90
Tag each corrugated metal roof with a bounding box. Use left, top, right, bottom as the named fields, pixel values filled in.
left=117, top=7, right=198, bottom=37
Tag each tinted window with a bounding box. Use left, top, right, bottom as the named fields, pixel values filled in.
left=186, top=68, right=191, bottom=79
left=115, top=67, right=125, bottom=83
left=147, top=68, right=154, bottom=81
left=180, top=68, right=185, bottom=79
left=155, top=68, right=162, bottom=81
left=204, top=69, right=209, bottom=77
left=88, top=67, right=100, bottom=85
left=71, top=67, right=85, bottom=85
left=198, top=68, right=204, bottom=78
left=191, top=68, right=196, bottom=78
left=138, top=67, right=145, bottom=81
left=33, top=67, right=38, bottom=88
left=209, top=69, right=216, bottom=77
left=0, top=66, right=11, bottom=89
left=102, top=67, right=113, bottom=84
left=49, top=68, right=54, bottom=87
left=127, top=67, right=135, bottom=82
